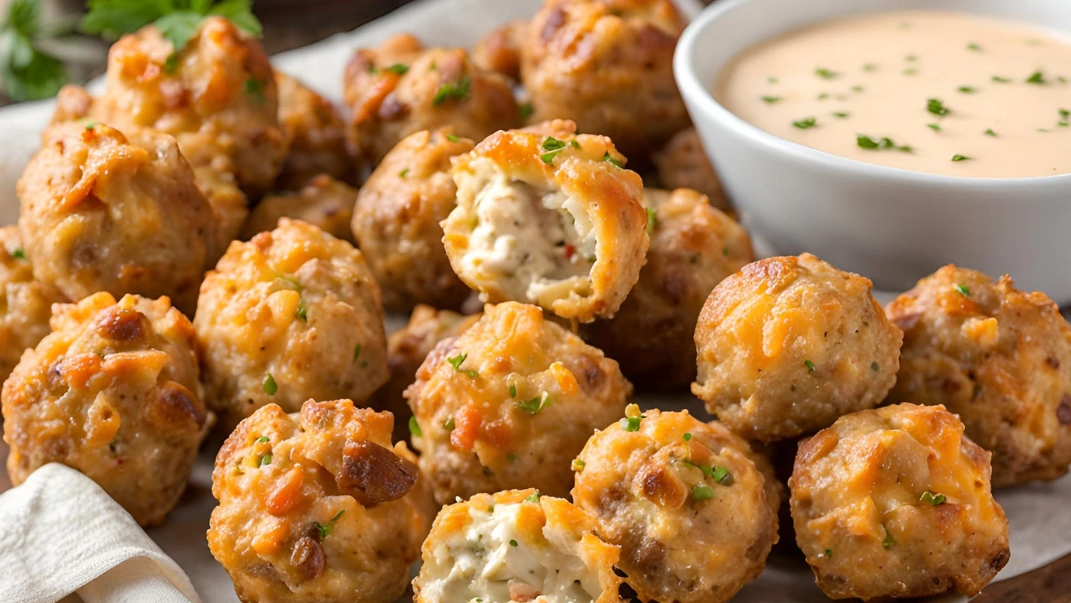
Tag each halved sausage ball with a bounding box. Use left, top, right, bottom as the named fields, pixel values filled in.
left=405, top=301, right=632, bottom=503
left=886, top=265, right=1071, bottom=487
left=443, top=120, right=649, bottom=322
left=275, top=72, right=356, bottom=190
left=521, top=0, right=689, bottom=160
left=242, top=174, right=357, bottom=244
left=17, top=122, right=214, bottom=315
left=413, top=489, right=624, bottom=603
left=2, top=292, right=207, bottom=526
left=790, top=403, right=1010, bottom=600
left=209, top=399, right=430, bottom=603
left=0, top=226, right=63, bottom=384
left=572, top=408, right=779, bottom=603
left=195, top=220, right=387, bottom=430
left=583, top=188, right=753, bottom=387
left=351, top=129, right=474, bottom=312
left=343, top=33, right=519, bottom=166
left=653, top=128, right=731, bottom=212
left=692, top=253, right=903, bottom=442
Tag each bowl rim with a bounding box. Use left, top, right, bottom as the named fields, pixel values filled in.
left=673, top=0, right=1071, bottom=187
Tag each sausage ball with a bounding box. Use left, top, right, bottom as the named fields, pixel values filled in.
left=17, top=122, right=214, bottom=315
left=342, top=33, right=520, bottom=165
left=572, top=408, right=779, bottom=603
left=886, top=265, right=1071, bottom=487
left=195, top=220, right=388, bottom=429
left=692, top=254, right=903, bottom=442
left=521, top=0, right=689, bottom=160
left=583, top=188, right=753, bottom=388
left=472, top=20, right=526, bottom=81
left=653, top=128, right=731, bottom=212
left=790, top=403, right=1010, bottom=600
left=352, top=129, right=474, bottom=312
left=413, top=489, right=624, bottom=603
left=275, top=72, right=355, bottom=190
left=242, top=174, right=357, bottom=244
left=0, top=226, right=64, bottom=385
left=209, top=400, right=430, bottom=603
left=2, top=292, right=207, bottom=526
left=375, top=304, right=481, bottom=441
left=90, top=17, right=285, bottom=197
left=406, top=301, right=632, bottom=503
left=443, top=121, right=649, bottom=322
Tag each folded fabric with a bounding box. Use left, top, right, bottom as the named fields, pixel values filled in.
left=0, top=463, right=201, bottom=603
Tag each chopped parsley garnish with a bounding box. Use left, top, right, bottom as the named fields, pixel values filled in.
left=851, top=85, right=864, bottom=92
left=768, top=76, right=779, bottom=83
left=967, top=42, right=982, bottom=51
left=399, top=168, right=409, bottom=178
left=903, top=68, right=918, bottom=76
left=1026, top=71, right=1046, bottom=84
left=508, top=382, right=517, bottom=398
left=825, top=549, right=833, bottom=558
left=815, top=67, right=838, bottom=79
left=572, top=458, right=585, bottom=471
left=957, top=86, right=976, bottom=94
left=927, top=98, right=950, bottom=116
left=383, top=63, right=409, bottom=75
left=85, top=121, right=97, bottom=131
left=793, top=117, right=818, bottom=129
left=515, top=392, right=551, bottom=414
left=432, top=76, right=471, bottom=105
left=816, top=92, right=829, bottom=100
left=243, top=77, right=264, bottom=105
left=905, top=54, right=917, bottom=62
left=10, top=248, right=26, bottom=260
left=856, top=135, right=912, bottom=152
left=295, top=299, right=308, bottom=322
left=524, top=490, right=541, bottom=503
left=353, top=344, right=362, bottom=363
left=1060, top=109, right=1070, bottom=120
left=832, top=112, right=850, bottom=118
left=445, top=133, right=460, bottom=142
left=509, top=539, right=518, bottom=547
left=804, top=359, right=816, bottom=373
left=540, top=136, right=568, bottom=164
left=862, top=63, right=876, bottom=72
left=953, top=283, right=970, bottom=296
left=507, top=452, right=517, bottom=462
left=761, top=95, right=781, bottom=104
left=313, top=510, right=345, bottom=539
left=952, top=154, right=971, bottom=162
left=920, top=491, right=947, bottom=506
left=408, top=416, right=423, bottom=437
left=258, top=453, right=272, bottom=467
left=262, top=374, right=278, bottom=395
left=646, top=207, right=658, bottom=235
left=621, top=415, right=643, bottom=432
left=443, top=416, right=455, bottom=431
left=882, top=526, right=895, bottom=550
left=602, top=152, right=624, bottom=168
left=693, top=483, right=715, bottom=500
left=984, top=129, right=997, bottom=137
left=255, top=436, right=269, bottom=443
left=927, top=123, right=941, bottom=131
left=447, top=352, right=478, bottom=378
left=992, top=75, right=1012, bottom=83
left=683, top=432, right=692, bottom=441
left=519, top=101, right=534, bottom=120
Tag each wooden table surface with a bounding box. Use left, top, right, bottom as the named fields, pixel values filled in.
left=1, top=0, right=1068, bottom=601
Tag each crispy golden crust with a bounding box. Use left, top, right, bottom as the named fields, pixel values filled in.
left=692, top=254, right=903, bottom=442
left=2, top=292, right=206, bottom=526
left=0, top=226, right=63, bottom=384
left=209, top=400, right=430, bottom=603
left=352, top=129, right=474, bottom=312
left=443, top=121, right=649, bottom=322
left=342, top=33, right=520, bottom=166
left=243, top=174, right=357, bottom=244
left=472, top=20, right=526, bottom=81
left=17, top=122, right=214, bottom=315
left=405, top=302, right=631, bottom=503
left=275, top=72, right=356, bottom=190
left=374, top=305, right=481, bottom=442
left=89, top=18, right=284, bottom=198
left=195, top=220, right=388, bottom=430
left=790, top=403, right=1010, bottom=600
left=521, top=0, right=688, bottom=160
left=886, top=265, right=1071, bottom=487
left=413, top=489, right=624, bottom=603
left=583, top=188, right=753, bottom=387
left=653, top=128, right=730, bottom=212
left=572, top=409, right=778, bottom=603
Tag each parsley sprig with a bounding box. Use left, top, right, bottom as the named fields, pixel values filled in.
left=0, top=0, right=68, bottom=101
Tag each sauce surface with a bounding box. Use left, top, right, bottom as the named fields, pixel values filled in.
left=715, top=10, right=1071, bottom=178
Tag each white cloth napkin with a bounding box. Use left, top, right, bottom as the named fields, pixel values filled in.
left=0, top=463, right=201, bottom=603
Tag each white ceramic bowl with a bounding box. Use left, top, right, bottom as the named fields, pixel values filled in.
left=674, top=0, right=1071, bottom=305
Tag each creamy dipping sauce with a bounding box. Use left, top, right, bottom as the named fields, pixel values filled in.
left=715, top=10, right=1071, bottom=178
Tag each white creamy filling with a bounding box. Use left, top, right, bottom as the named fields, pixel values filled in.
left=425, top=503, right=601, bottom=603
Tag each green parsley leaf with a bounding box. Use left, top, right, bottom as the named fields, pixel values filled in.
left=992, top=75, right=1012, bottom=83
left=243, top=77, right=264, bottom=104
left=711, top=466, right=734, bottom=485
left=967, top=42, right=982, bottom=51
left=443, top=416, right=455, bottom=431
left=825, top=549, right=833, bottom=558
left=155, top=11, right=205, bottom=55
left=646, top=207, right=658, bottom=235
left=761, top=95, right=781, bottom=104
left=693, top=483, right=715, bottom=500
left=957, top=86, right=976, bottom=94
left=793, top=117, right=818, bottom=129
left=258, top=453, right=272, bottom=467
left=905, top=54, right=917, bottom=62
left=383, top=63, right=409, bottom=75
left=255, top=436, right=269, bottom=443
left=399, top=168, right=409, bottom=178
left=445, top=133, right=460, bottom=142
left=519, top=101, right=534, bottom=120
left=515, top=392, right=551, bottom=415
left=815, top=67, right=838, bottom=79
left=602, top=152, right=624, bottom=168
left=768, top=76, right=779, bottom=83
left=509, top=539, right=518, bottom=547
left=920, top=491, right=947, bottom=505
left=10, top=247, right=26, bottom=260
left=927, top=98, right=950, bottom=116
left=816, top=92, right=829, bottom=100
left=262, top=373, right=278, bottom=395
left=447, top=352, right=478, bottom=378
left=984, top=128, right=997, bottom=137
left=862, top=63, right=876, bottom=72
left=81, top=0, right=262, bottom=47
left=952, top=154, right=971, bottom=162
left=1026, top=71, right=1046, bottom=84
left=683, top=432, right=692, bottom=441
left=295, top=298, right=308, bottom=322
left=432, top=75, right=471, bottom=106
left=0, top=0, right=69, bottom=101
left=540, top=135, right=568, bottom=164
left=85, top=121, right=98, bottom=130
left=927, top=123, right=941, bottom=131
left=903, top=68, right=918, bottom=76
left=882, top=526, right=895, bottom=550
left=524, top=490, right=540, bottom=503
left=804, top=359, right=816, bottom=373
left=1060, top=109, right=1070, bottom=120
left=408, top=416, right=423, bottom=437
left=851, top=85, right=864, bottom=92
left=571, top=458, right=585, bottom=471
left=353, top=344, right=362, bottom=363
left=954, top=283, right=970, bottom=296
left=508, top=381, right=517, bottom=398
left=832, top=112, right=850, bottom=118
left=621, top=415, right=643, bottom=432
left=313, top=509, right=345, bottom=540
left=507, top=452, right=517, bottom=462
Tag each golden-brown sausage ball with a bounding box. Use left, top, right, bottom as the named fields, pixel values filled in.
left=583, top=188, right=753, bottom=388
left=443, top=120, right=649, bottom=322
left=17, top=122, right=214, bottom=315
left=2, top=292, right=207, bottom=526
left=406, top=301, right=632, bottom=503
left=375, top=304, right=481, bottom=441
left=521, top=0, right=689, bottom=160
left=693, top=254, right=903, bottom=442
left=352, top=129, right=474, bottom=312
left=572, top=408, right=779, bottom=603
left=472, top=20, right=526, bottom=81
left=886, top=265, right=1071, bottom=487
left=90, top=17, right=285, bottom=197
left=342, top=33, right=520, bottom=165
left=242, top=174, right=357, bottom=244
left=275, top=72, right=356, bottom=190
left=0, top=226, right=63, bottom=384
left=413, top=489, right=624, bottom=603
left=195, top=220, right=388, bottom=429
left=209, top=400, right=429, bottom=603
left=790, top=403, right=1010, bottom=600
left=653, top=128, right=731, bottom=212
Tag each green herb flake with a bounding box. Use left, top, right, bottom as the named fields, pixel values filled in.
left=524, top=490, right=541, bottom=503
left=85, top=121, right=98, bottom=131
left=992, top=75, right=1012, bottom=83
left=646, top=207, right=658, bottom=235
left=1026, top=71, right=1046, bottom=84
left=825, top=549, right=833, bottom=558
left=761, top=95, right=782, bottom=104
left=447, top=352, right=478, bottom=378
left=383, top=63, right=409, bottom=75
left=262, top=374, right=278, bottom=395
left=163, top=53, right=181, bottom=73
left=432, top=75, right=471, bottom=105
left=857, top=135, right=910, bottom=152
left=1060, top=109, right=1070, bottom=120
left=882, top=526, right=895, bottom=550
left=399, top=168, right=410, bottom=178
left=509, top=539, right=518, bottom=547
left=862, top=63, right=876, bottom=72
left=445, top=133, right=460, bottom=142
left=507, top=452, right=517, bottom=462
left=927, top=123, right=941, bottom=132
left=621, top=415, right=643, bottom=432
left=851, top=85, right=864, bottom=92
left=920, top=491, right=947, bottom=506
left=967, top=42, right=982, bottom=51
left=409, top=416, right=423, bottom=437
left=985, top=129, right=997, bottom=137
left=957, top=86, right=976, bottom=94
left=258, top=453, right=272, bottom=467
left=804, top=359, right=816, bottom=373
left=815, top=67, right=838, bottom=79
left=927, top=98, right=950, bottom=116
left=711, top=466, right=734, bottom=485
left=572, top=458, right=585, bottom=471
left=602, top=152, right=624, bottom=168
left=832, top=112, right=850, bottom=118
left=693, top=483, right=715, bottom=500
left=952, top=154, right=971, bottom=162
left=793, top=117, right=818, bottom=129
left=295, top=299, right=308, bottom=322
left=353, top=344, right=362, bottom=363
left=443, top=416, right=455, bottom=431
left=905, top=54, right=918, bottom=62
left=515, top=392, right=551, bottom=415
left=0, top=0, right=70, bottom=101
left=255, top=436, right=269, bottom=443
left=243, top=77, right=264, bottom=105
left=683, top=432, right=692, bottom=441
left=540, top=136, right=568, bottom=164
left=954, top=283, right=971, bottom=296
left=10, top=248, right=26, bottom=260
left=903, top=68, right=918, bottom=76
left=768, top=76, right=779, bottom=83
left=313, top=509, right=345, bottom=540
left=508, top=382, right=517, bottom=398
left=519, top=101, right=534, bottom=120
